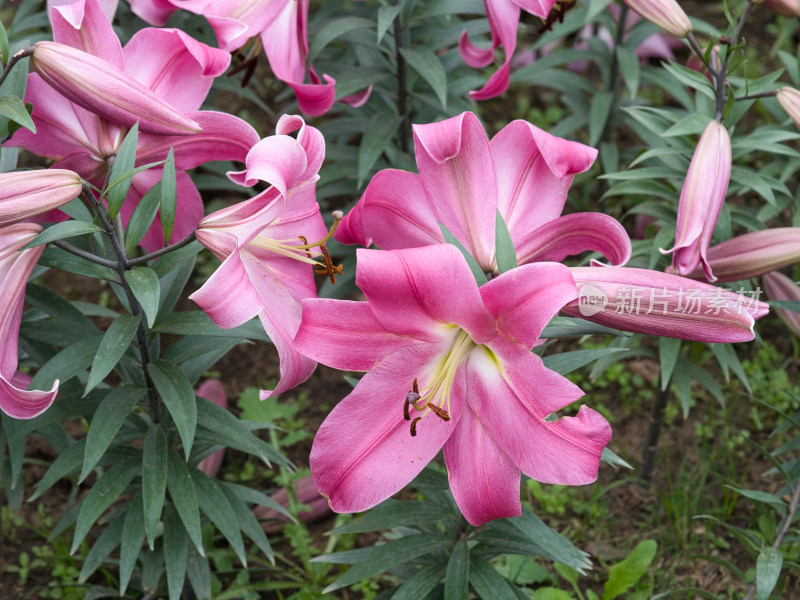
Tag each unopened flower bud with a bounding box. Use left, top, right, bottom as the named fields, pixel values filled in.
left=777, top=87, right=800, bottom=131
left=0, top=169, right=82, bottom=227
left=623, top=0, right=693, bottom=37
left=31, top=41, right=201, bottom=135
left=763, top=271, right=800, bottom=337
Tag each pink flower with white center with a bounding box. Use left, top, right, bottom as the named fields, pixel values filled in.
left=460, top=0, right=558, bottom=100
left=295, top=244, right=611, bottom=526
left=10, top=0, right=259, bottom=251
left=564, top=266, right=769, bottom=342
left=190, top=115, right=339, bottom=400
left=660, top=119, right=731, bottom=282
left=0, top=224, right=60, bottom=419
left=336, top=111, right=631, bottom=273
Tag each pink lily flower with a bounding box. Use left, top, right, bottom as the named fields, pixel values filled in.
left=0, top=169, right=82, bottom=227
left=622, top=0, right=693, bottom=38
left=563, top=266, right=768, bottom=342
left=190, top=115, right=336, bottom=400
left=680, top=228, right=800, bottom=283
left=10, top=0, right=259, bottom=250
left=1, top=224, right=60, bottom=419
left=459, top=0, right=557, bottom=100
left=295, top=244, right=611, bottom=526
left=126, top=0, right=359, bottom=116
left=763, top=271, right=800, bottom=337
left=196, top=379, right=228, bottom=477
left=660, top=119, right=731, bottom=282
left=336, top=111, right=630, bottom=273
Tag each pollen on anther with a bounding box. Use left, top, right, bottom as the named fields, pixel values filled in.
left=429, top=404, right=450, bottom=422
left=410, top=417, right=422, bottom=437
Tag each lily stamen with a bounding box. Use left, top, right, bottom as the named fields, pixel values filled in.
left=248, top=211, right=344, bottom=281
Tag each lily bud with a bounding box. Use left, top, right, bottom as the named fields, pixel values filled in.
left=762, top=0, right=800, bottom=16
left=763, top=271, right=800, bottom=337
left=682, top=228, right=800, bottom=282
left=623, top=0, right=693, bottom=38
left=564, top=266, right=769, bottom=343
left=0, top=169, right=82, bottom=227
left=660, top=119, right=731, bottom=282
left=31, top=41, right=201, bottom=135
left=777, top=87, right=800, bottom=131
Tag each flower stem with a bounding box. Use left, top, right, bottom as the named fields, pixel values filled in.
left=713, top=0, right=754, bottom=120
left=394, top=1, right=410, bottom=153
left=0, top=47, right=33, bottom=89
left=639, top=385, right=670, bottom=484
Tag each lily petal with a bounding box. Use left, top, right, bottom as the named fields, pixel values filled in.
left=443, top=410, right=522, bottom=525
left=296, top=299, right=420, bottom=372
left=467, top=340, right=610, bottom=485
left=480, top=262, right=578, bottom=349
left=310, top=344, right=461, bottom=514
left=514, top=213, right=632, bottom=266
left=356, top=246, right=497, bottom=344
left=413, top=112, right=497, bottom=269
left=50, top=0, right=123, bottom=68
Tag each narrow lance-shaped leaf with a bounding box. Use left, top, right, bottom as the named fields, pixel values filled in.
left=399, top=45, right=448, bottom=108
left=444, top=537, right=469, bottom=600
left=85, top=314, right=142, bottom=395
left=0, top=95, right=35, bottom=133
left=163, top=503, right=189, bottom=600
left=119, top=494, right=146, bottom=596
left=124, top=267, right=161, bottom=328
left=124, top=180, right=161, bottom=254
left=161, top=147, right=176, bottom=244
left=80, top=386, right=144, bottom=482
left=106, top=122, right=139, bottom=218
left=756, top=547, right=783, bottom=600
left=439, top=222, right=487, bottom=286
left=143, top=425, right=168, bottom=550
left=148, top=359, right=197, bottom=459
left=22, top=221, right=103, bottom=250
left=494, top=210, right=516, bottom=274
left=166, top=450, right=204, bottom=556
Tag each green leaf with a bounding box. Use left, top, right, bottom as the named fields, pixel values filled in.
left=494, top=210, right=517, bottom=274
left=166, top=451, right=204, bottom=556
left=163, top=503, right=189, bottom=600
left=80, top=386, right=144, bottom=482
left=0, top=94, right=34, bottom=133
left=30, top=439, right=85, bottom=501
left=512, top=508, right=592, bottom=573
left=444, top=537, right=469, bottom=600
left=534, top=589, right=574, bottom=600
left=124, top=267, right=161, bottom=328
left=222, top=487, right=274, bottom=563
left=439, top=221, right=487, bottom=286
left=662, top=112, right=714, bottom=137
left=78, top=514, right=124, bottom=583
left=119, top=494, right=146, bottom=596
left=71, top=457, right=139, bottom=554
left=22, top=221, right=102, bottom=249
left=152, top=311, right=268, bottom=341
left=724, top=485, right=787, bottom=509
left=589, top=90, right=614, bottom=146
left=148, top=359, right=197, bottom=460
left=392, top=564, right=446, bottom=600
left=186, top=542, right=211, bottom=600
left=603, top=539, right=657, bottom=600
left=143, top=425, right=168, bottom=550
left=30, top=334, right=103, bottom=391
left=124, top=180, right=161, bottom=254
left=661, top=61, right=716, bottom=100
left=161, top=148, right=176, bottom=244
left=85, top=314, right=142, bottom=395
left=400, top=45, right=448, bottom=108
left=38, top=246, right=119, bottom=283
left=616, top=45, right=640, bottom=99
left=106, top=122, right=139, bottom=218
left=601, top=447, right=633, bottom=470
left=318, top=534, right=444, bottom=593
left=756, top=547, right=783, bottom=600
left=309, top=16, right=374, bottom=62
left=0, top=20, right=9, bottom=63
left=469, top=557, right=519, bottom=600
left=193, top=470, right=247, bottom=566
left=658, top=337, right=681, bottom=391
left=541, top=316, right=628, bottom=338
left=673, top=356, right=692, bottom=418
left=376, top=4, right=402, bottom=43
left=357, top=115, right=403, bottom=187
left=543, top=347, right=629, bottom=375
